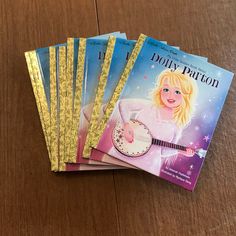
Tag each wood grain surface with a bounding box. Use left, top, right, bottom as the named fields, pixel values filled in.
left=0, top=0, right=235, bottom=235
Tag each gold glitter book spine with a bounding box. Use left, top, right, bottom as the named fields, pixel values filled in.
left=64, top=38, right=74, bottom=163
left=82, top=36, right=116, bottom=158
left=49, top=47, right=59, bottom=171
left=58, top=46, right=67, bottom=171
left=69, top=38, right=86, bottom=163
left=25, top=51, right=51, bottom=160
left=91, top=34, right=147, bottom=148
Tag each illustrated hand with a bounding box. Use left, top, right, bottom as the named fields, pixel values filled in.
left=123, top=122, right=134, bottom=143
left=180, top=148, right=195, bottom=157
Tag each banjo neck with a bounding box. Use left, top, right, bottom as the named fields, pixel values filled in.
left=152, top=139, right=187, bottom=151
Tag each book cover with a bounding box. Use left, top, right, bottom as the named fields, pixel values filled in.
left=93, top=34, right=234, bottom=190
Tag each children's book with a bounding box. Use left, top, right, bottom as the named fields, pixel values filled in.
left=92, top=34, right=233, bottom=190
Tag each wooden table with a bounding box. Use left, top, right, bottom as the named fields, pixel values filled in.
left=0, top=0, right=235, bottom=235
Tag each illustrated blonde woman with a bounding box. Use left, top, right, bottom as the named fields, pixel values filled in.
left=112, top=69, right=199, bottom=175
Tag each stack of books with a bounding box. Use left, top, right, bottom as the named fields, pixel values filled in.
left=25, top=32, right=234, bottom=191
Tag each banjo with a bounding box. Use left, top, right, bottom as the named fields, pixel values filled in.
left=112, top=120, right=206, bottom=158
